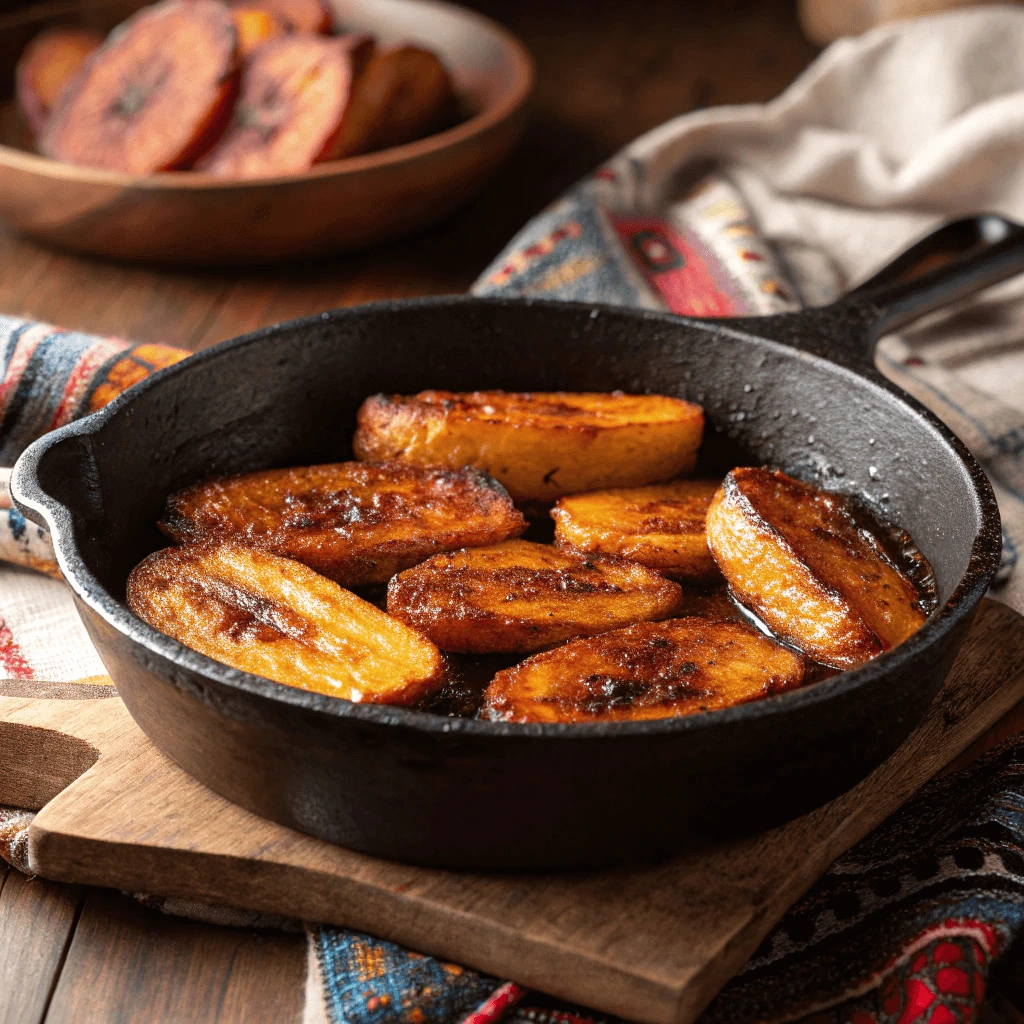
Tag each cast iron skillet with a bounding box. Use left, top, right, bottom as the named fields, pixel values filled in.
left=11, top=216, right=1024, bottom=869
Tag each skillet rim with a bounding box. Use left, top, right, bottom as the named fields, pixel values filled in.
left=11, top=295, right=1003, bottom=739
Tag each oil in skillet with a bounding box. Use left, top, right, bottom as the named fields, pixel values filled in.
left=424, top=654, right=521, bottom=718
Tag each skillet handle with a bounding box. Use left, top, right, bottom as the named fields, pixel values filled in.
left=829, top=214, right=1024, bottom=367
left=742, top=215, right=1024, bottom=372
left=846, top=214, right=1024, bottom=333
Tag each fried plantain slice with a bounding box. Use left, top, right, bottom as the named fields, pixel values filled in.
left=198, top=34, right=358, bottom=177
left=127, top=541, right=444, bottom=704
left=160, top=461, right=526, bottom=587
left=325, top=42, right=451, bottom=158
left=42, top=0, right=238, bottom=173
left=354, top=390, right=705, bottom=502
left=705, top=468, right=932, bottom=670
left=367, top=44, right=453, bottom=150
left=482, top=617, right=805, bottom=723
left=387, top=538, right=682, bottom=654
left=16, top=27, right=103, bottom=137
left=552, top=479, right=721, bottom=582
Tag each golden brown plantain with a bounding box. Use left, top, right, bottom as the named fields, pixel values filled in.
left=552, top=479, right=721, bottom=582
left=354, top=390, right=705, bottom=502
left=160, top=461, right=525, bottom=587
left=367, top=44, right=452, bottom=150
left=705, top=468, right=933, bottom=670
left=387, top=538, right=682, bottom=654
left=127, top=541, right=444, bottom=704
left=482, top=617, right=805, bottom=723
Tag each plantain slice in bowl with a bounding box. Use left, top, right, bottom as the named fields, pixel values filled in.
left=160, top=461, right=525, bottom=587
left=353, top=390, right=705, bottom=502
left=197, top=34, right=361, bottom=178
left=552, top=479, right=721, bottom=582
left=482, top=617, right=805, bottom=723
left=706, top=468, right=934, bottom=670
left=127, top=541, right=445, bottom=705
left=42, top=0, right=239, bottom=174
left=329, top=43, right=453, bottom=158
left=387, top=538, right=682, bottom=654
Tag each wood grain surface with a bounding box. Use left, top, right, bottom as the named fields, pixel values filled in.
left=44, top=890, right=306, bottom=1024
left=0, top=872, right=82, bottom=1024
left=1, top=599, right=1021, bottom=1024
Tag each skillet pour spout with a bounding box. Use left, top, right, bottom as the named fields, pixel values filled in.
left=9, top=215, right=1023, bottom=869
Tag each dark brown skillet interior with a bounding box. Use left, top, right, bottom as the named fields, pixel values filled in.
left=10, top=217, right=1020, bottom=868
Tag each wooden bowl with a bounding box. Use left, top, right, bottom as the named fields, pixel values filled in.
left=0, top=0, right=534, bottom=265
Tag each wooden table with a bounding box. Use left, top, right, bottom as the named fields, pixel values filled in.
left=2, top=3, right=1015, bottom=1022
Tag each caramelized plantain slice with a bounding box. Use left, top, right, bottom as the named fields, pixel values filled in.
left=705, top=468, right=932, bottom=670
left=353, top=390, right=705, bottom=502
left=368, top=44, right=453, bottom=150
left=160, top=461, right=525, bottom=587
left=231, top=7, right=283, bottom=57
left=198, top=34, right=366, bottom=177
left=387, top=538, right=682, bottom=654
left=552, top=479, right=721, bottom=582
left=127, top=541, right=444, bottom=704
left=325, top=42, right=452, bottom=159
left=483, top=617, right=805, bottom=723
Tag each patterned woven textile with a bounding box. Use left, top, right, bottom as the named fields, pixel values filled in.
left=0, top=317, right=188, bottom=591
left=0, top=318, right=187, bottom=464
left=2, top=8, right=1024, bottom=1024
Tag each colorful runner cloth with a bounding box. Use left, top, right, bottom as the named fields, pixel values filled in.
left=2, top=8, right=1024, bottom=1024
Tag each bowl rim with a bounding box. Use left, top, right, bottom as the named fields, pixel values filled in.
left=10, top=296, right=1003, bottom=740
left=0, top=0, right=535, bottom=190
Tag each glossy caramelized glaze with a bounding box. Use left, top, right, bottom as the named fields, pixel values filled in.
left=127, top=540, right=445, bottom=704
left=353, top=389, right=705, bottom=502
left=482, top=617, right=806, bottom=723
left=387, top=538, right=682, bottom=654
left=552, top=479, right=721, bottom=582
left=706, top=468, right=935, bottom=670
left=161, top=461, right=525, bottom=587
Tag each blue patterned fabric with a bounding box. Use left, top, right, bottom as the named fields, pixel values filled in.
left=312, top=930, right=499, bottom=1024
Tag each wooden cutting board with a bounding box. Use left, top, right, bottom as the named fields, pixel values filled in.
left=2, top=597, right=1024, bottom=1024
